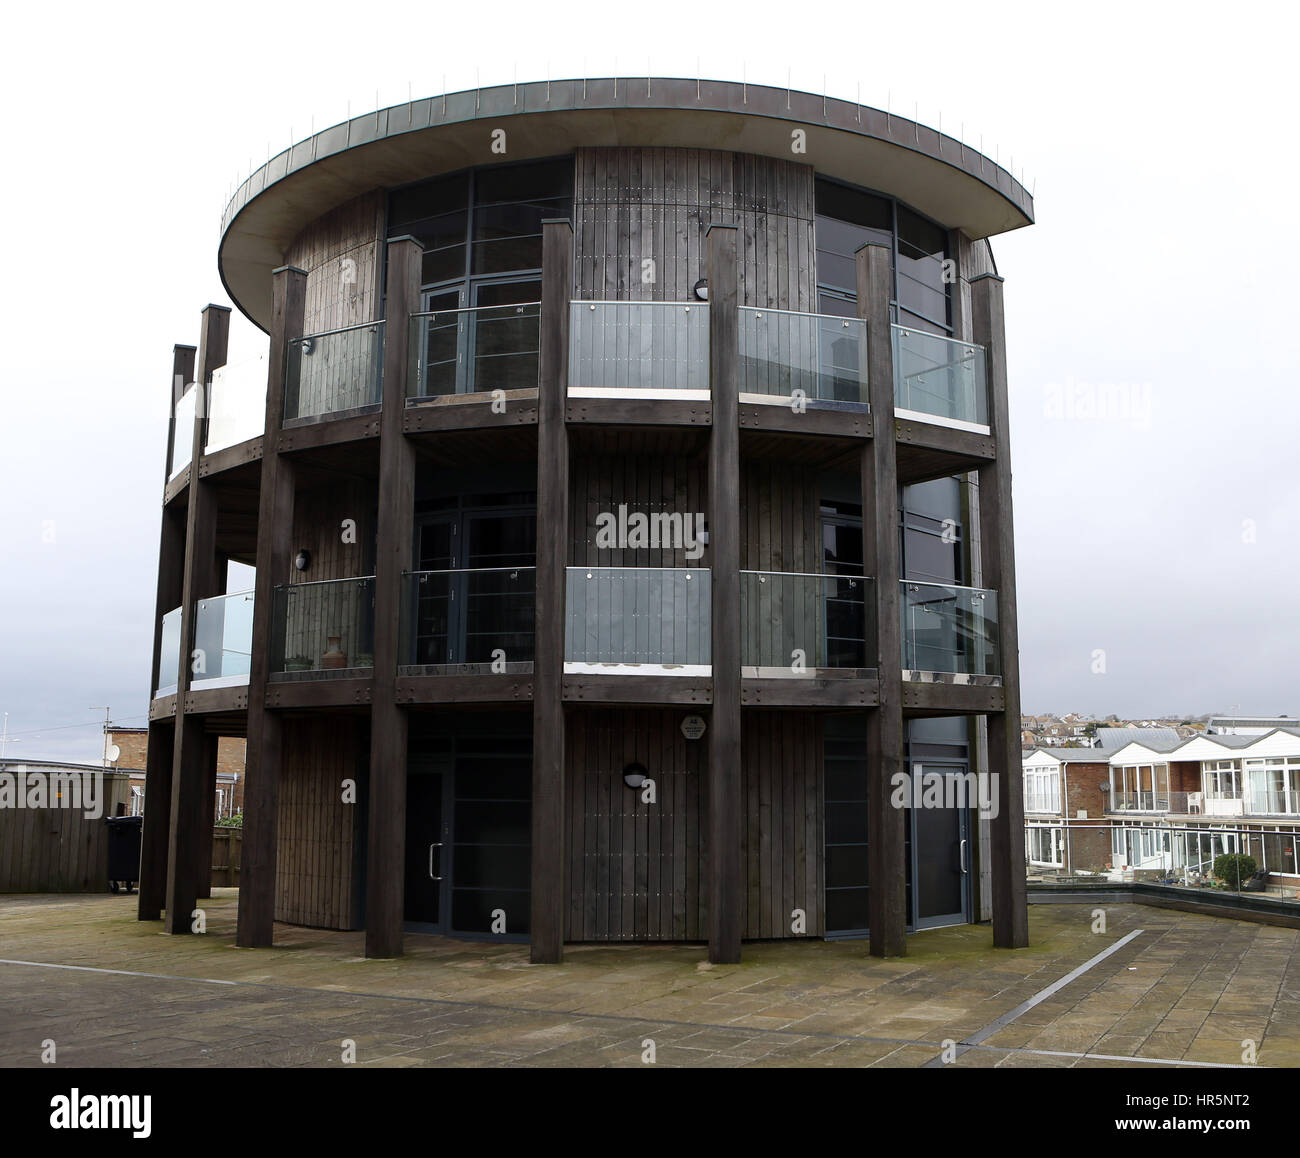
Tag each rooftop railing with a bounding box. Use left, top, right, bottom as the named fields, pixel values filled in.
left=284, top=321, right=384, bottom=422
left=738, top=307, right=867, bottom=404
left=900, top=580, right=1000, bottom=676
left=569, top=301, right=708, bottom=394
left=408, top=303, right=541, bottom=398
left=892, top=325, right=988, bottom=426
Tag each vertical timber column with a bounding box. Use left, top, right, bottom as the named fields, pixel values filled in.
left=237, top=267, right=305, bottom=948
left=365, top=236, right=421, bottom=959
left=165, top=306, right=230, bottom=933
left=972, top=273, right=1028, bottom=949
left=858, top=244, right=907, bottom=957
left=139, top=344, right=195, bottom=920
left=706, top=223, right=742, bottom=964
left=530, top=220, right=573, bottom=963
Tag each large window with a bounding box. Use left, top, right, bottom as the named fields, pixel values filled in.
left=1245, top=756, right=1300, bottom=815
left=1024, top=768, right=1061, bottom=814
left=1027, top=825, right=1062, bottom=866
left=389, top=158, right=573, bottom=293
left=1110, top=763, right=1169, bottom=811
left=814, top=177, right=953, bottom=336
left=1203, top=759, right=1242, bottom=800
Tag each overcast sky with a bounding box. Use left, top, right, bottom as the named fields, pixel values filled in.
left=1, top=1, right=1296, bottom=762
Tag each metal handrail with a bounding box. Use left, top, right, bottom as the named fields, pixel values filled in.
left=275, top=575, right=375, bottom=590
left=740, top=305, right=864, bottom=325
left=409, top=302, right=541, bottom=320
left=891, top=323, right=983, bottom=355
left=292, top=319, right=386, bottom=342
left=572, top=299, right=702, bottom=308
left=741, top=569, right=869, bottom=580
left=901, top=579, right=994, bottom=595
left=404, top=566, right=536, bottom=576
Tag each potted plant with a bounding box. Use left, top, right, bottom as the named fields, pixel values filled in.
left=285, top=654, right=312, bottom=672
left=321, top=634, right=348, bottom=669
left=354, top=653, right=374, bottom=669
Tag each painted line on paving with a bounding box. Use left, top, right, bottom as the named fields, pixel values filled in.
left=922, top=929, right=1146, bottom=1068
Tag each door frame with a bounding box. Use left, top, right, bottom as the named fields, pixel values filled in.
left=403, top=758, right=451, bottom=935
left=908, top=760, right=973, bottom=930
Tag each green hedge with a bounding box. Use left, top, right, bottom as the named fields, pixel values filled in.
left=1212, top=853, right=1257, bottom=888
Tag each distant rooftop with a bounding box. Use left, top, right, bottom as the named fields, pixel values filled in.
left=1094, top=727, right=1181, bottom=748
left=1207, top=715, right=1299, bottom=733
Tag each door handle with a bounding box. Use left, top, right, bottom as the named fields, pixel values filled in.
left=428, top=842, right=443, bottom=881
left=959, top=838, right=969, bottom=874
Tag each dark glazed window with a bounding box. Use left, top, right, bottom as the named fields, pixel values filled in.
left=814, top=177, right=953, bottom=336
left=388, top=158, right=573, bottom=292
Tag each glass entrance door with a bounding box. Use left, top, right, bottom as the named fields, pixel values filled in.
left=404, top=768, right=448, bottom=930
left=910, top=764, right=972, bottom=929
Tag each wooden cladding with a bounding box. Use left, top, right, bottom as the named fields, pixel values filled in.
left=569, top=452, right=707, bottom=568
left=566, top=708, right=705, bottom=941
left=285, top=191, right=385, bottom=336
left=740, top=460, right=822, bottom=574
left=289, top=479, right=376, bottom=584
left=275, top=716, right=365, bottom=929
left=742, top=712, right=823, bottom=939
left=573, top=147, right=815, bottom=310
left=0, top=772, right=133, bottom=892
left=563, top=707, right=826, bottom=942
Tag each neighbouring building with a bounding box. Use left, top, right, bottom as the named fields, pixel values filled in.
left=105, top=726, right=244, bottom=818
left=141, top=78, right=1034, bottom=963
left=1024, top=724, right=1300, bottom=889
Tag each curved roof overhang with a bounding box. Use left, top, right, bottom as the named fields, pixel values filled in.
left=219, top=78, right=1034, bottom=331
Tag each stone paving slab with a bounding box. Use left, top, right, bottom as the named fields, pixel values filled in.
left=1, top=891, right=1297, bottom=1067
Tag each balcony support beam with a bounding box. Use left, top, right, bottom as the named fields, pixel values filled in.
left=364, top=237, right=422, bottom=959
left=973, top=272, right=1028, bottom=949
left=165, top=305, right=230, bottom=934
left=139, top=344, right=195, bottom=922
left=237, top=268, right=305, bottom=948
left=858, top=243, right=908, bottom=958
left=531, top=220, right=574, bottom=963
left=706, top=223, right=742, bottom=964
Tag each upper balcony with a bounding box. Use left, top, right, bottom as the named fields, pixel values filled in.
left=892, top=326, right=988, bottom=431
left=284, top=322, right=384, bottom=424
left=900, top=580, right=1000, bottom=678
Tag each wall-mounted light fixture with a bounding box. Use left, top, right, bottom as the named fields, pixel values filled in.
left=623, top=762, right=649, bottom=790
left=294, top=549, right=312, bottom=572
left=693, top=278, right=709, bottom=301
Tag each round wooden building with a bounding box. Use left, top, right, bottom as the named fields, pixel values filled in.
left=141, top=77, right=1034, bottom=963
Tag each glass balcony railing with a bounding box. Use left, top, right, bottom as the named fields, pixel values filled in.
left=738, top=308, right=868, bottom=404
left=900, top=580, right=1000, bottom=676
left=892, top=325, right=988, bottom=426
left=191, top=589, right=255, bottom=686
left=284, top=322, right=384, bottom=422
left=408, top=303, right=541, bottom=398
left=205, top=351, right=268, bottom=453
left=400, top=567, right=535, bottom=668
left=569, top=301, right=709, bottom=393
left=156, top=606, right=182, bottom=695
left=1108, top=791, right=1190, bottom=814
left=740, top=571, right=873, bottom=672
left=271, top=577, right=375, bottom=674
left=565, top=567, right=710, bottom=668
left=169, top=385, right=196, bottom=479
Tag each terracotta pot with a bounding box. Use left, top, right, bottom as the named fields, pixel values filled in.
left=321, top=635, right=347, bottom=669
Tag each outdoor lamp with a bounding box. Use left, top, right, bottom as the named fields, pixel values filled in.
left=294, top=549, right=312, bottom=572
left=693, top=278, right=709, bottom=301
left=623, top=762, right=648, bottom=790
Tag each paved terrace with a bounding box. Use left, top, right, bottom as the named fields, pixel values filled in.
left=1, top=892, right=1296, bottom=1068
